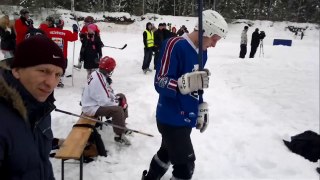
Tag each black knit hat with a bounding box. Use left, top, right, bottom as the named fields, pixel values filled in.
left=11, top=36, right=66, bottom=73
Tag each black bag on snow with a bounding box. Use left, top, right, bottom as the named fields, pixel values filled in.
left=73, top=124, right=107, bottom=158
left=283, top=130, right=320, bottom=162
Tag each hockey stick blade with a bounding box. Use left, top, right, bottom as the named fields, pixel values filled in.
left=120, top=44, right=127, bottom=49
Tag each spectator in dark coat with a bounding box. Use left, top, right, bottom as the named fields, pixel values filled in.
left=153, top=23, right=165, bottom=70
left=0, top=35, right=66, bottom=180
left=162, top=23, right=172, bottom=40
left=301, top=31, right=304, bottom=40
left=79, top=24, right=104, bottom=80
left=0, top=15, right=15, bottom=59
left=249, top=28, right=260, bottom=58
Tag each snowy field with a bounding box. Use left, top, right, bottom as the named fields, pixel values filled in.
left=1, top=9, right=319, bottom=180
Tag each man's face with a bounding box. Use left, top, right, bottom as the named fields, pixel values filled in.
left=12, top=64, right=63, bottom=102
left=23, top=13, right=30, bottom=19
left=203, top=34, right=221, bottom=50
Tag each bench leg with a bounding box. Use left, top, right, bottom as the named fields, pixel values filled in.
left=61, top=158, right=83, bottom=180
left=80, top=155, right=83, bottom=180
left=61, top=159, right=65, bottom=180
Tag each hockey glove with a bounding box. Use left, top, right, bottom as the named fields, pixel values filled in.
left=196, top=102, right=209, bottom=133
left=72, top=24, right=78, bottom=32
left=177, top=71, right=210, bottom=95
left=116, top=94, right=128, bottom=110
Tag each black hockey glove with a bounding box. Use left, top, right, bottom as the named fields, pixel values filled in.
left=72, top=24, right=78, bottom=32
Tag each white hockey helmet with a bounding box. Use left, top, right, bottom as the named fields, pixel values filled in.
left=195, top=10, right=228, bottom=38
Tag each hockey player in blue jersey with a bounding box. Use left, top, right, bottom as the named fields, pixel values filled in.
left=142, top=10, right=228, bottom=180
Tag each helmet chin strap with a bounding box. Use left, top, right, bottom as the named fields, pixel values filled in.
left=99, top=68, right=113, bottom=77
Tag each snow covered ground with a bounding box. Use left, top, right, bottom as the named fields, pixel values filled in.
left=1, top=8, right=319, bottom=180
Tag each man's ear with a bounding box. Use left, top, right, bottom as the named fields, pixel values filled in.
left=11, top=68, right=21, bottom=79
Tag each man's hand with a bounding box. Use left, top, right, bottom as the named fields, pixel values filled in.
left=196, top=102, right=209, bottom=133
left=178, top=70, right=210, bottom=95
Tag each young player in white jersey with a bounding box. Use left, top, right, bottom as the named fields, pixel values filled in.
left=81, top=56, right=131, bottom=146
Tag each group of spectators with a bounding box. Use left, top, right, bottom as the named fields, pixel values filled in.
left=142, top=22, right=189, bottom=73
left=239, top=25, right=266, bottom=58
left=0, top=10, right=108, bottom=87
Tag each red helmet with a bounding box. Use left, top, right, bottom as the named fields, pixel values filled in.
left=99, top=56, right=116, bottom=73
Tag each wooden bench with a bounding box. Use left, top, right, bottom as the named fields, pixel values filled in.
left=55, top=117, right=96, bottom=180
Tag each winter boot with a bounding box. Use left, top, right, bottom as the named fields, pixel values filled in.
left=143, top=154, right=170, bottom=180
left=114, top=134, right=131, bottom=146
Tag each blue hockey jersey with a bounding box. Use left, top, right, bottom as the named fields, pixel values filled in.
left=154, top=34, right=208, bottom=127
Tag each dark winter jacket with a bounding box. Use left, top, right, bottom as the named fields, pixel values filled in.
left=80, top=34, right=103, bottom=69
left=0, top=26, right=16, bottom=51
left=0, top=68, right=56, bottom=180
left=251, top=30, right=260, bottom=47
left=163, top=29, right=172, bottom=41
left=154, top=29, right=164, bottom=49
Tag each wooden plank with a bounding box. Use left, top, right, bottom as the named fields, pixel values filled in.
left=55, top=118, right=96, bottom=159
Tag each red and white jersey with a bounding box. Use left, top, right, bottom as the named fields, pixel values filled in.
left=44, top=27, right=78, bottom=59
left=81, top=70, right=118, bottom=116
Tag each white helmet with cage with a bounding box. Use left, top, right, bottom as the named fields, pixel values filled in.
left=195, top=10, right=228, bottom=38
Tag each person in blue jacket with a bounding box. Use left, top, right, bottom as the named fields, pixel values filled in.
left=142, top=10, right=228, bottom=180
left=0, top=35, right=66, bottom=180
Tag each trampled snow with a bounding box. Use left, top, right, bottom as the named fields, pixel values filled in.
left=1, top=9, right=319, bottom=180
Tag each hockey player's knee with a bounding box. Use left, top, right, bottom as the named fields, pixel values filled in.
left=172, top=161, right=195, bottom=179
left=156, top=148, right=170, bottom=163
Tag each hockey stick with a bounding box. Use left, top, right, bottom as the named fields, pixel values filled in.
left=103, top=44, right=127, bottom=50
left=71, top=12, right=80, bottom=87
left=55, top=108, right=154, bottom=137
left=197, top=0, right=204, bottom=103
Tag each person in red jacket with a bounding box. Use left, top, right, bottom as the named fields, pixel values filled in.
left=14, top=8, right=33, bottom=45
left=42, top=16, right=78, bottom=87
left=80, top=16, right=100, bottom=36
left=74, top=16, right=101, bottom=70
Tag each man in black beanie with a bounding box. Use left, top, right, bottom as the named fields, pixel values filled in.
left=0, top=35, right=66, bottom=180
